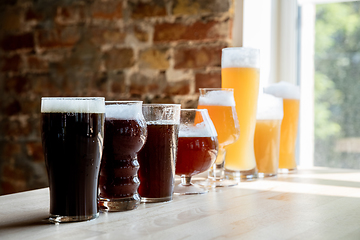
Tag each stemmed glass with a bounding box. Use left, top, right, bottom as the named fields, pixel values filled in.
left=174, top=109, right=219, bottom=195
left=197, top=88, right=240, bottom=187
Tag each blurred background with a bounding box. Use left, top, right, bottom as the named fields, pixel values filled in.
left=1, top=0, right=360, bottom=195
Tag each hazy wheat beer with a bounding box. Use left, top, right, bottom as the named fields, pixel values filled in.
left=254, top=94, right=283, bottom=177
left=221, top=47, right=260, bottom=180
left=41, top=97, right=105, bottom=223
left=264, top=81, right=300, bottom=172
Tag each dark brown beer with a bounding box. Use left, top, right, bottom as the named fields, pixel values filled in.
left=175, top=136, right=218, bottom=177
left=99, top=118, right=147, bottom=210
left=137, top=123, right=179, bottom=201
left=41, top=112, right=104, bottom=219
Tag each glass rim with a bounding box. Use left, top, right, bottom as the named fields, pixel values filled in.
left=142, top=104, right=181, bottom=107
left=41, top=97, right=104, bottom=101
left=106, top=100, right=142, bottom=104
left=222, top=47, right=260, bottom=52
left=199, top=88, right=234, bottom=91
left=181, top=108, right=208, bottom=112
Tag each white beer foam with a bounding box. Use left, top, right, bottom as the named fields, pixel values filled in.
left=41, top=97, right=105, bottom=113
left=179, top=122, right=216, bottom=137
left=256, top=93, right=283, bottom=120
left=198, top=90, right=235, bottom=106
left=106, top=104, right=142, bottom=120
left=222, top=47, right=260, bottom=68
left=263, top=81, right=300, bottom=100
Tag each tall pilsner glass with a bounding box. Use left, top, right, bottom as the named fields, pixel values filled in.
left=221, top=47, right=260, bottom=181
left=41, top=97, right=105, bottom=223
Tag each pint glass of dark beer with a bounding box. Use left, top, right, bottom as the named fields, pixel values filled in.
left=138, top=104, right=181, bottom=203
left=98, top=101, right=147, bottom=212
left=41, top=97, right=105, bottom=223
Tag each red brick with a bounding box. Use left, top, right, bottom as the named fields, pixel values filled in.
left=3, top=142, right=21, bottom=159
left=0, top=9, right=22, bottom=32
left=20, top=98, right=40, bottom=115
left=90, top=26, right=126, bottom=45
left=4, top=75, right=31, bottom=94
left=25, top=8, right=43, bottom=21
left=109, top=71, right=126, bottom=94
left=130, top=1, right=166, bottom=19
left=1, top=55, right=22, bottom=72
left=165, top=81, right=190, bottom=95
left=37, top=26, right=81, bottom=49
left=129, top=73, right=166, bottom=95
left=104, top=48, right=134, bottom=70
left=1, top=33, right=35, bottom=52
left=26, top=142, right=44, bottom=163
left=92, top=1, right=123, bottom=20
left=139, top=47, right=170, bottom=70
left=31, top=74, right=62, bottom=96
left=1, top=164, right=27, bottom=194
left=134, top=25, right=149, bottom=42
left=26, top=55, right=49, bottom=73
left=174, top=45, right=225, bottom=69
left=172, top=0, right=230, bottom=16
left=3, top=118, right=32, bottom=139
left=154, top=20, right=229, bottom=43
left=4, top=99, right=21, bottom=115
left=195, top=71, right=221, bottom=91
left=55, top=4, right=86, bottom=25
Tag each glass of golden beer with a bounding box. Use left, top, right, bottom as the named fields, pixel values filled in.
left=221, top=47, right=260, bottom=181
left=254, top=94, right=283, bottom=177
left=197, top=88, right=240, bottom=187
left=264, top=81, right=300, bottom=173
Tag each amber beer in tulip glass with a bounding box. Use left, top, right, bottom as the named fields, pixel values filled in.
left=41, top=97, right=105, bottom=223
left=221, top=47, right=260, bottom=181
left=264, top=82, right=300, bottom=172
left=138, top=104, right=180, bottom=203
left=174, top=109, right=218, bottom=194
left=98, top=101, right=147, bottom=212
left=254, top=94, right=283, bottom=177
left=197, top=88, right=240, bottom=187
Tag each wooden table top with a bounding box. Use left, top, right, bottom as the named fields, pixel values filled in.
left=1, top=167, right=360, bottom=240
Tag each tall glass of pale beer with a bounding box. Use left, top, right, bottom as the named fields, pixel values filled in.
left=197, top=88, right=240, bottom=187
left=221, top=47, right=260, bottom=181
left=254, top=94, right=283, bottom=177
left=264, top=81, right=300, bottom=172
left=41, top=97, right=105, bottom=223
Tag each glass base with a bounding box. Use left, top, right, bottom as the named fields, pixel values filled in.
left=49, top=212, right=99, bottom=223
left=278, top=168, right=297, bottom=174
left=257, top=172, right=277, bottom=178
left=173, top=183, right=208, bottom=195
left=225, top=167, right=257, bottom=182
left=99, top=194, right=140, bottom=212
left=195, top=178, right=238, bottom=188
left=141, top=196, right=172, bottom=203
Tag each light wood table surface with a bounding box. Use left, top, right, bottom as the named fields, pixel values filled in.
left=1, top=167, right=360, bottom=240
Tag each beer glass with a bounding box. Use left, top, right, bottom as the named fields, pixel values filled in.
left=98, top=101, right=147, bottom=212
left=254, top=94, right=283, bottom=177
left=138, top=104, right=180, bottom=203
left=41, top=97, right=105, bottom=223
left=174, top=109, right=218, bottom=194
left=264, top=81, right=300, bottom=173
left=221, top=47, right=260, bottom=181
left=197, top=88, right=240, bottom=187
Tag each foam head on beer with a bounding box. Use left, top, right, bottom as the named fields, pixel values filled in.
left=179, top=122, right=217, bottom=138
left=105, top=102, right=143, bottom=120
left=256, top=93, right=283, bottom=120
left=41, top=97, right=105, bottom=113
left=221, top=47, right=260, bottom=69
left=198, top=90, right=235, bottom=107
left=263, top=81, right=300, bottom=100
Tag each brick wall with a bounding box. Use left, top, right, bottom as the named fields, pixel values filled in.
left=0, top=0, right=234, bottom=195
